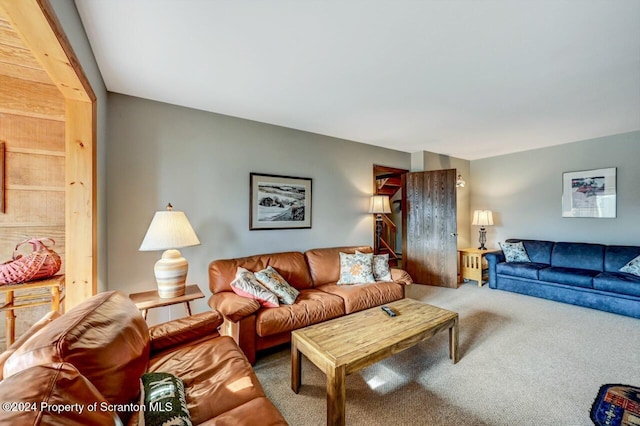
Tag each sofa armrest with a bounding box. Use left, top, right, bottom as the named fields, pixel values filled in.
left=391, top=268, right=413, bottom=285
left=149, top=311, right=223, bottom=354
left=485, top=252, right=505, bottom=288
left=208, top=291, right=261, bottom=322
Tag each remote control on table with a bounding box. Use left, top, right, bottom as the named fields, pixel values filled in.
left=381, top=305, right=397, bottom=317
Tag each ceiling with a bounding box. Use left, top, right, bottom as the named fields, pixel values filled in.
left=75, top=0, right=640, bottom=160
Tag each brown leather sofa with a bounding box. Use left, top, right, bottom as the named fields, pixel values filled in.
left=0, top=290, right=287, bottom=425
left=209, top=246, right=413, bottom=364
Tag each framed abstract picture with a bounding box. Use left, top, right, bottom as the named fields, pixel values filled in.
left=562, top=167, right=616, bottom=218
left=250, top=173, right=312, bottom=230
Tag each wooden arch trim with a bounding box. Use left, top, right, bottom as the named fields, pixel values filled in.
left=0, top=0, right=97, bottom=309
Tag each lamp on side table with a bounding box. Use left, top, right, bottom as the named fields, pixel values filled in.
left=139, top=203, right=200, bottom=298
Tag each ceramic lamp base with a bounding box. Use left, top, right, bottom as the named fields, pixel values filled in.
left=154, top=249, right=188, bottom=298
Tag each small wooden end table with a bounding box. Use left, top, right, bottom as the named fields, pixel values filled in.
left=0, top=274, right=65, bottom=348
left=291, top=298, right=459, bottom=426
left=129, top=284, right=204, bottom=320
left=458, top=247, right=500, bottom=286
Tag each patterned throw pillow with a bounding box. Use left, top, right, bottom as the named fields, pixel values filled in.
left=255, top=266, right=300, bottom=305
left=499, top=241, right=531, bottom=263
left=356, top=251, right=392, bottom=281
left=140, top=372, right=192, bottom=426
left=620, top=255, right=640, bottom=277
left=337, top=252, right=375, bottom=285
left=230, top=267, right=279, bottom=308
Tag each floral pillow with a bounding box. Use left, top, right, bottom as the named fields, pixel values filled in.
left=356, top=250, right=392, bottom=281
left=499, top=241, right=531, bottom=263
left=255, top=266, right=300, bottom=305
left=337, top=252, right=375, bottom=285
left=230, top=267, right=279, bottom=308
left=620, top=255, right=640, bottom=277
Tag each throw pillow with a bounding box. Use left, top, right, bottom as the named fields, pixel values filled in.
left=356, top=250, right=392, bottom=281
left=254, top=266, right=300, bottom=305
left=337, top=252, right=375, bottom=285
left=140, top=372, right=192, bottom=426
left=620, top=255, right=640, bottom=277
left=230, top=267, right=279, bottom=308
left=500, top=241, right=531, bottom=262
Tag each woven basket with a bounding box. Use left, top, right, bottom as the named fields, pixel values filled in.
left=0, top=238, right=62, bottom=285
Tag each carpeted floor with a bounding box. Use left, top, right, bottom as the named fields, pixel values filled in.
left=253, top=283, right=640, bottom=425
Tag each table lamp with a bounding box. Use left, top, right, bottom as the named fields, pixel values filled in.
left=139, top=203, right=201, bottom=298
left=472, top=210, right=493, bottom=250
left=369, top=195, right=391, bottom=253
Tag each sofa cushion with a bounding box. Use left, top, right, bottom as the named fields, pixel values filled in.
left=3, top=291, right=150, bottom=412
left=205, top=396, right=288, bottom=426
left=230, top=267, right=279, bottom=308
left=506, top=239, right=554, bottom=264
left=337, top=252, right=375, bottom=284
left=551, top=242, right=605, bottom=272
left=0, top=363, right=119, bottom=425
left=604, top=246, right=640, bottom=272
left=500, top=241, right=531, bottom=262
left=210, top=251, right=313, bottom=293
left=254, top=266, right=300, bottom=305
left=255, top=289, right=345, bottom=337
left=304, top=245, right=373, bottom=287
left=317, top=282, right=404, bottom=314
left=0, top=310, right=61, bottom=381
left=496, top=262, right=549, bottom=280
left=148, top=335, right=268, bottom=425
left=619, top=255, right=640, bottom=277
left=593, top=272, right=640, bottom=297
left=538, top=266, right=598, bottom=288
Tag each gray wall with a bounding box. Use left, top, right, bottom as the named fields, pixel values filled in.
left=471, top=131, right=640, bottom=247
left=107, top=94, right=410, bottom=322
left=50, top=0, right=109, bottom=292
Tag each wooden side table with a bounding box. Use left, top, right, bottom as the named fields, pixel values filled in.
left=0, top=274, right=65, bottom=348
left=458, top=248, right=500, bottom=286
left=129, top=284, right=205, bottom=320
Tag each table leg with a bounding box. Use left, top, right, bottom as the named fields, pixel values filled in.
left=327, top=365, right=346, bottom=426
left=51, top=285, right=61, bottom=312
left=449, top=316, right=459, bottom=364
left=291, top=338, right=302, bottom=393
left=5, top=290, right=15, bottom=347
left=141, top=309, right=148, bottom=320
left=184, top=301, right=192, bottom=316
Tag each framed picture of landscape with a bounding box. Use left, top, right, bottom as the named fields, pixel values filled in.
left=250, top=173, right=312, bottom=230
left=562, top=167, right=616, bottom=218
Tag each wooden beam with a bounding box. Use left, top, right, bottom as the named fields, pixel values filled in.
left=65, top=99, right=96, bottom=309
left=0, top=0, right=95, bottom=103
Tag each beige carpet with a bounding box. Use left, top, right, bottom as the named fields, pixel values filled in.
left=253, top=283, right=640, bottom=425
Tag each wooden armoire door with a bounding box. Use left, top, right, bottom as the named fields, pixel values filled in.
left=402, top=169, right=458, bottom=288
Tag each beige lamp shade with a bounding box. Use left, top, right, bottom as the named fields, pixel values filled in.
left=140, top=205, right=200, bottom=298
left=472, top=210, right=494, bottom=226
left=368, top=195, right=392, bottom=214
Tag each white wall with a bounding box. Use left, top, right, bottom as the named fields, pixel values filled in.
left=50, top=0, right=109, bottom=292
left=471, top=131, right=640, bottom=247
left=107, top=94, right=410, bottom=322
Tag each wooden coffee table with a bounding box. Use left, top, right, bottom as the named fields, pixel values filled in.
left=291, top=298, right=459, bottom=426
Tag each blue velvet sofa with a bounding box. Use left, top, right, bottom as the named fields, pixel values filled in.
left=486, top=239, right=640, bottom=319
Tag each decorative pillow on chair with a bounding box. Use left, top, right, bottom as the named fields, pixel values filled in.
left=255, top=266, right=300, bottom=305
left=500, top=241, right=531, bottom=263
left=620, top=255, right=640, bottom=277
left=140, top=372, right=192, bottom=426
left=230, top=267, right=279, bottom=308
left=356, top=250, right=392, bottom=281
left=337, top=252, right=375, bottom=284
